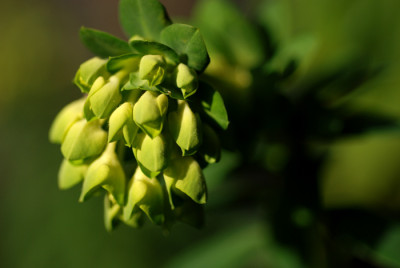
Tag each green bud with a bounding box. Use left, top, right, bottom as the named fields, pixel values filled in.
left=123, top=167, right=165, bottom=225
left=163, top=157, right=207, bottom=207
left=49, top=98, right=85, bottom=144
left=84, top=76, right=106, bottom=120
left=133, top=132, right=168, bottom=178
left=61, top=119, right=107, bottom=161
left=74, top=57, right=108, bottom=93
left=108, top=102, right=139, bottom=146
left=104, top=194, right=121, bottom=232
left=176, top=63, right=198, bottom=98
left=89, top=76, right=122, bottom=119
left=168, top=100, right=202, bottom=156
left=139, top=55, right=165, bottom=86
left=58, top=159, right=87, bottom=190
left=80, top=142, right=126, bottom=205
left=199, top=124, right=221, bottom=164
left=133, top=91, right=168, bottom=138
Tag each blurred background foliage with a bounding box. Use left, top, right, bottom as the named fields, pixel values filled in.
left=2, top=0, right=400, bottom=267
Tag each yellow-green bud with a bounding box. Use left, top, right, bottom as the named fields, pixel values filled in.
left=61, top=119, right=107, bottom=162
left=89, top=76, right=122, bottom=119
left=163, top=157, right=207, bottom=207
left=124, top=167, right=165, bottom=225
left=139, top=55, right=166, bottom=86
left=132, top=132, right=169, bottom=178
left=58, top=159, right=88, bottom=190
left=74, top=57, right=108, bottom=93
left=49, top=98, right=85, bottom=144
left=176, top=63, right=198, bottom=98
left=80, top=142, right=126, bottom=205
left=133, top=91, right=168, bottom=138
left=168, top=100, right=202, bottom=156
left=108, top=101, right=139, bottom=146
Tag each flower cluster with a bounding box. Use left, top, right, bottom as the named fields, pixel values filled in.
left=49, top=26, right=228, bottom=230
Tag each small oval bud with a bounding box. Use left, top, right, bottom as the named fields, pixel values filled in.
left=133, top=91, right=168, bottom=138
left=139, top=55, right=166, bottom=86
left=89, top=76, right=122, bottom=119
left=74, top=57, right=108, bottom=93
left=133, top=132, right=169, bottom=178
left=123, top=167, right=165, bottom=225
left=58, top=159, right=88, bottom=190
left=168, top=100, right=202, bottom=156
left=80, top=143, right=126, bottom=205
left=108, top=102, right=132, bottom=140
left=163, top=157, right=207, bottom=207
left=61, top=119, right=107, bottom=161
left=49, top=98, right=85, bottom=144
left=176, top=63, right=198, bottom=98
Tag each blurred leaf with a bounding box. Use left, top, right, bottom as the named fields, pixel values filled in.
left=161, top=24, right=209, bottom=72
left=119, top=0, right=171, bottom=40
left=80, top=27, right=131, bottom=58
left=374, top=224, right=400, bottom=267
left=193, top=0, right=265, bottom=68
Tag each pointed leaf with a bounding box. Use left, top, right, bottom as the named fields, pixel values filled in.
left=198, top=82, right=229, bottom=130
left=161, top=24, right=210, bottom=72
left=80, top=27, right=132, bottom=58
left=119, top=0, right=171, bottom=41
left=61, top=119, right=107, bottom=161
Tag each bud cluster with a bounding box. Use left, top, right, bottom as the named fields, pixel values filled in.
left=50, top=37, right=227, bottom=230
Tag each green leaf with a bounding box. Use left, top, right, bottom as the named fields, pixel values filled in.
left=123, top=167, right=165, bottom=225
left=106, top=53, right=141, bottom=73
left=197, top=82, right=229, bottom=130
left=125, top=72, right=159, bottom=91
left=199, top=124, right=221, bottom=164
left=193, top=0, right=265, bottom=68
left=129, top=40, right=179, bottom=65
left=58, top=159, right=87, bottom=190
left=161, top=24, right=210, bottom=72
left=80, top=143, right=126, bottom=205
left=119, top=0, right=171, bottom=41
left=61, top=119, right=107, bottom=161
left=49, top=98, right=85, bottom=144
left=79, top=27, right=131, bottom=58
left=74, top=57, right=108, bottom=93
left=164, top=157, right=207, bottom=205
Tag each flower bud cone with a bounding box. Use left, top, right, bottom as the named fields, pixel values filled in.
left=61, top=119, right=107, bottom=161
